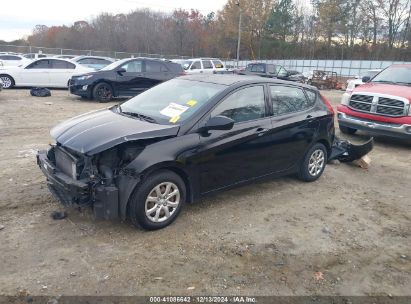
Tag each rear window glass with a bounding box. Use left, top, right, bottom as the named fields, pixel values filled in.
left=52, top=60, right=75, bottom=69
left=270, top=86, right=312, bottom=116
left=212, top=60, right=224, bottom=68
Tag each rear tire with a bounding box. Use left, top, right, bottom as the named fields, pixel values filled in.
left=339, top=125, right=357, bottom=135
left=92, top=82, right=113, bottom=102
left=298, top=143, right=327, bottom=182
left=0, top=75, right=15, bottom=89
left=128, top=170, right=186, bottom=230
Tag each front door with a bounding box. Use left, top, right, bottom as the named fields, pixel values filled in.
left=197, top=85, right=276, bottom=193
left=115, top=59, right=145, bottom=96
left=19, top=59, right=50, bottom=86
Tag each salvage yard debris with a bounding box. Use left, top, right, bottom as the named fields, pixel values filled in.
left=353, top=155, right=372, bottom=170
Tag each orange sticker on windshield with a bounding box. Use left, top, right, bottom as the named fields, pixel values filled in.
left=169, top=116, right=180, bottom=123
left=187, top=100, right=198, bottom=107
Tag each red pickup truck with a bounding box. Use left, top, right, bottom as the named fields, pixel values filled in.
left=337, top=64, right=411, bottom=139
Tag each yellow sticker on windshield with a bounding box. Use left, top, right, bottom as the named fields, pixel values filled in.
left=169, top=116, right=181, bottom=123
left=187, top=99, right=198, bottom=107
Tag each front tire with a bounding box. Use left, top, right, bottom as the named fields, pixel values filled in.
left=339, top=125, right=357, bottom=135
left=128, top=170, right=186, bottom=230
left=298, top=143, right=327, bottom=182
left=92, top=82, right=113, bottom=102
left=0, top=75, right=15, bottom=89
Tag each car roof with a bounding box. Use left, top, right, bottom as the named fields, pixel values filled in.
left=72, top=55, right=115, bottom=61
left=181, top=74, right=316, bottom=89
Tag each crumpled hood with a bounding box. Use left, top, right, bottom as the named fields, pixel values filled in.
left=354, top=83, right=411, bottom=101
left=51, top=108, right=179, bottom=155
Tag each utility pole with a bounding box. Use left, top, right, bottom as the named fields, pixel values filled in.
left=236, top=0, right=242, bottom=68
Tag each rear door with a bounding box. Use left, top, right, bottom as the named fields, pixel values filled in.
left=115, top=59, right=144, bottom=96
left=268, top=85, right=319, bottom=171
left=19, top=59, right=51, bottom=86
left=144, top=60, right=170, bottom=87
left=49, top=59, right=76, bottom=87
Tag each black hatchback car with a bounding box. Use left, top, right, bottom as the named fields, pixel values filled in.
left=69, top=57, right=184, bottom=102
left=38, top=75, right=338, bottom=230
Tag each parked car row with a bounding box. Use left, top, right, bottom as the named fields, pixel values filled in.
left=0, top=52, right=117, bottom=70
left=0, top=58, right=94, bottom=88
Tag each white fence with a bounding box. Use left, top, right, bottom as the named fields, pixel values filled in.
left=224, top=59, right=411, bottom=77
left=2, top=44, right=409, bottom=77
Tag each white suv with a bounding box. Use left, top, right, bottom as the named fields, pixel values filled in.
left=176, top=58, right=226, bottom=74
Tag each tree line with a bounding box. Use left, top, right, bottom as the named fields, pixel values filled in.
left=4, top=0, right=411, bottom=60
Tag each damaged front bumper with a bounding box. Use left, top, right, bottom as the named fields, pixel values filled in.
left=329, top=136, right=374, bottom=163
left=37, top=149, right=119, bottom=219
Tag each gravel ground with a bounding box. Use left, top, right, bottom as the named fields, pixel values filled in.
left=0, top=88, right=410, bottom=296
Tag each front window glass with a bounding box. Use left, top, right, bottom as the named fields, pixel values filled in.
left=26, top=59, right=50, bottom=69
left=120, top=79, right=226, bottom=125
left=191, top=61, right=202, bottom=70
left=100, top=58, right=129, bottom=71
left=372, top=66, right=411, bottom=85
left=121, top=60, right=142, bottom=73
left=211, top=86, right=266, bottom=123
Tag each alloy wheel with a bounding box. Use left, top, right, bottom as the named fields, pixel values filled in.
left=0, top=76, right=12, bottom=88
left=308, top=149, right=325, bottom=177
left=145, top=182, right=180, bottom=223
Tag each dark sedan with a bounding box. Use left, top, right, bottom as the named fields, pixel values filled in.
left=38, top=75, right=342, bottom=230
left=69, top=57, right=184, bottom=102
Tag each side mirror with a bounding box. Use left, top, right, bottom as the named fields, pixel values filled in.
left=117, top=68, right=126, bottom=75
left=362, top=76, right=371, bottom=83
left=200, top=115, right=234, bottom=133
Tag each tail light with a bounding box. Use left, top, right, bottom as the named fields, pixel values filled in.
left=180, top=71, right=187, bottom=76
left=321, top=95, right=335, bottom=116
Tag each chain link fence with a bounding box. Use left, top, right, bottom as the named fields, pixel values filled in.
left=0, top=44, right=191, bottom=60
left=2, top=44, right=411, bottom=77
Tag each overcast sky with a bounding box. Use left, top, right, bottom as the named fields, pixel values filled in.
left=0, top=0, right=227, bottom=42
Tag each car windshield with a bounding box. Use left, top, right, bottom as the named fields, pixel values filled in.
left=181, top=60, right=192, bottom=70
left=360, top=70, right=380, bottom=79
left=100, top=59, right=128, bottom=71
left=119, top=78, right=226, bottom=125
left=371, top=66, right=411, bottom=85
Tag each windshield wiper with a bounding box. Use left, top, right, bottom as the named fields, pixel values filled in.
left=372, top=80, right=395, bottom=84
left=121, top=110, right=157, bottom=124
left=372, top=80, right=411, bottom=86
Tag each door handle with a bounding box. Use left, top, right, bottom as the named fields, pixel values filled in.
left=256, top=127, right=269, bottom=136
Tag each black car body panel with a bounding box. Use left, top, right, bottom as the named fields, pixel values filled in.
left=37, top=75, right=368, bottom=224
left=50, top=108, right=180, bottom=155
left=69, top=58, right=183, bottom=99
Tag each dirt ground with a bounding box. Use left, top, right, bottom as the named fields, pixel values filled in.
left=0, top=88, right=410, bottom=297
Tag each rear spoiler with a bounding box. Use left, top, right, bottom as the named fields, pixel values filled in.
left=329, top=136, right=374, bottom=162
